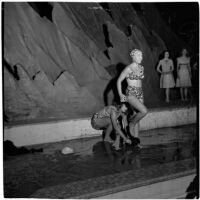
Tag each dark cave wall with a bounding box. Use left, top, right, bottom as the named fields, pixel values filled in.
left=141, top=4, right=193, bottom=57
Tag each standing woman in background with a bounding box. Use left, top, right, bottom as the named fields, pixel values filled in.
left=117, top=49, right=148, bottom=146
left=157, top=50, right=175, bottom=102
left=176, top=48, right=192, bottom=101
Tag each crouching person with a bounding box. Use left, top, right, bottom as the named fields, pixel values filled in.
left=91, top=103, right=131, bottom=149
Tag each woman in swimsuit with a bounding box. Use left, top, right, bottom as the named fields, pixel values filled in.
left=91, top=103, right=132, bottom=149
left=176, top=48, right=192, bottom=101
left=157, top=50, right=175, bottom=102
left=117, top=49, right=148, bottom=144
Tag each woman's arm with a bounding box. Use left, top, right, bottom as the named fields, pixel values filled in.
left=177, top=58, right=180, bottom=78
left=171, top=60, right=174, bottom=71
left=188, top=58, right=192, bottom=77
left=117, top=66, right=130, bottom=101
left=111, top=111, right=131, bottom=143
left=156, top=61, right=162, bottom=73
left=121, top=113, right=128, bottom=129
left=193, top=62, right=197, bottom=70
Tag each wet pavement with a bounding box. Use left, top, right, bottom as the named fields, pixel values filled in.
left=4, top=124, right=197, bottom=198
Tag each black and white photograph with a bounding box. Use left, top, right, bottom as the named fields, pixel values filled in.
left=3, top=1, right=199, bottom=198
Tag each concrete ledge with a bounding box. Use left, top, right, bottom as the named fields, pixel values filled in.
left=97, top=173, right=196, bottom=199
left=142, top=106, right=196, bottom=130
left=30, top=160, right=196, bottom=199
left=4, top=106, right=196, bottom=147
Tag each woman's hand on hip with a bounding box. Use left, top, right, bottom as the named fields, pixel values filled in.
left=120, top=94, right=127, bottom=102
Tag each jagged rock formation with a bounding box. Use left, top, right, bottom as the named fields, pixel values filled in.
left=3, top=2, right=190, bottom=122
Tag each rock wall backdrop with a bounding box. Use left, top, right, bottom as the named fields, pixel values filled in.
left=3, top=2, right=192, bottom=122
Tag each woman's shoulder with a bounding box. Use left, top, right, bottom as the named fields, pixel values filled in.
left=160, top=59, right=167, bottom=64
left=124, top=64, right=133, bottom=73
left=178, top=56, right=190, bottom=62
left=128, top=62, right=138, bottom=70
left=177, top=57, right=183, bottom=62
left=159, top=59, right=164, bottom=63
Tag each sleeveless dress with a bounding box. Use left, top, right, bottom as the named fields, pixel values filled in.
left=176, top=60, right=192, bottom=87
left=160, top=59, right=175, bottom=88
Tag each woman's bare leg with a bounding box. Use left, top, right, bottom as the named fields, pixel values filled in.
left=104, top=124, right=113, bottom=143
left=184, top=88, right=188, bottom=100
left=180, top=88, right=184, bottom=101
left=127, top=96, right=147, bottom=137
left=165, top=88, right=170, bottom=102
left=130, top=123, right=139, bottom=137
left=112, top=134, right=121, bottom=150
left=134, top=123, right=139, bottom=137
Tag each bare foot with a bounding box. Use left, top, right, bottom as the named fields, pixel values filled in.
left=112, top=144, right=121, bottom=150
left=112, top=141, right=120, bottom=150
left=137, top=144, right=143, bottom=149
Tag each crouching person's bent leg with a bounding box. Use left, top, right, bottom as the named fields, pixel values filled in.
left=91, top=115, right=113, bottom=142
left=104, top=124, right=114, bottom=143
left=112, top=132, right=121, bottom=150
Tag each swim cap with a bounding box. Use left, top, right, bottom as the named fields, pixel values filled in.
left=130, top=49, right=142, bottom=57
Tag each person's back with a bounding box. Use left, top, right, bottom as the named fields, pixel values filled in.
left=95, top=105, right=117, bottom=119
left=91, top=105, right=119, bottom=132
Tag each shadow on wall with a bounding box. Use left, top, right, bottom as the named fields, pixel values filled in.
left=102, top=23, right=113, bottom=60
left=3, top=58, right=20, bottom=81
left=103, top=62, right=127, bottom=106
left=99, top=3, right=113, bottom=19
left=28, top=2, right=53, bottom=22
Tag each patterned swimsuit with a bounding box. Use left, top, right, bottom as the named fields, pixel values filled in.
left=91, top=106, right=121, bottom=130
left=126, top=65, right=144, bottom=101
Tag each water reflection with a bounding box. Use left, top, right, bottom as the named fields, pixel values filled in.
left=90, top=139, right=196, bottom=173
left=92, top=141, right=141, bottom=172
left=4, top=137, right=196, bottom=198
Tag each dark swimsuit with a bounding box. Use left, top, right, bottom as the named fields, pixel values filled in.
left=126, top=65, right=144, bottom=101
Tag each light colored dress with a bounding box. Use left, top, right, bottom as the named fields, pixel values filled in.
left=160, top=59, right=175, bottom=88
left=176, top=58, right=192, bottom=87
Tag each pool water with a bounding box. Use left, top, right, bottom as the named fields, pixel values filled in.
left=4, top=124, right=197, bottom=198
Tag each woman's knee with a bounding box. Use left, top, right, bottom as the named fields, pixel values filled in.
left=128, top=97, right=148, bottom=116
left=141, top=106, right=148, bottom=116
